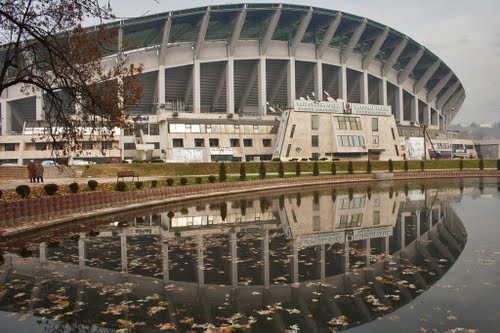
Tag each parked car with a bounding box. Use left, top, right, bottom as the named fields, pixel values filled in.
left=41, top=160, right=58, bottom=166
left=70, top=159, right=96, bottom=166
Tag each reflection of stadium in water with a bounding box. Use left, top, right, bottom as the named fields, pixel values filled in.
left=0, top=184, right=468, bottom=331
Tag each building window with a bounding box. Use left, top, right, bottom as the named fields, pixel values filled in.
left=124, top=143, right=135, bottom=150
left=262, top=139, right=272, bottom=147
left=148, top=142, right=160, bottom=149
left=337, top=135, right=365, bottom=147
left=35, top=143, right=48, bottom=151
left=194, top=138, right=205, bottom=147
left=172, top=138, right=184, bottom=147
left=311, top=135, right=319, bottom=147
left=230, top=138, right=240, bottom=147
left=391, top=128, right=396, bottom=140
left=395, top=145, right=399, bottom=156
left=243, top=139, right=253, bottom=147
left=311, top=115, right=319, bottom=130
left=290, top=124, right=296, bottom=138
left=209, top=138, right=219, bottom=147
left=149, top=124, right=160, bottom=135
left=336, top=116, right=361, bottom=130
left=372, top=118, right=378, bottom=132
left=4, top=143, right=15, bottom=151
left=286, top=144, right=292, bottom=157
left=101, top=141, right=112, bottom=150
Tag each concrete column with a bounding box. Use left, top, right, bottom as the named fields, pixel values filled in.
left=380, top=78, right=388, bottom=105
left=1, top=99, right=10, bottom=135
left=121, top=231, right=127, bottom=274
left=158, top=65, right=166, bottom=107
left=287, top=57, right=296, bottom=106
left=339, top=65, right=347, bottom=100
left=258, top=56, right=267, bottom=116
left=315, top=60, right=323, bottom=101
left=416, top=211, right=421, bottom=238
left=361, top=71, right=369, bottom=104
left=197, top=236, right=204, bottom=287
left=78, top=233, right=86, bottom=270
left=384, top=236, right=390, bottom=255
left=411, top=96, right=419, bottom=123
left=35, top=92, right=44, bottom=120
left=231, top=233, right=238, bottom=289
left=193, top=59, right=201, bottom=113
left=162, top=241, right=169, bottom=283
left=395, top=86, right=404, bottom=121
left=226, top=57, right=235, bottom=114
left=262, top=229, right=270, bottom=288
left=39, top=243, right=47, bottom=266
left=423, top=104, right=431, bottom=126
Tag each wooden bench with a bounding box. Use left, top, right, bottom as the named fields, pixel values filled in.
left=117, top=171, right=139, bottom=182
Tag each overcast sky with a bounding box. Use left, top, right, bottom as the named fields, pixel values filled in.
left=107, top=0, right=500, bottom=125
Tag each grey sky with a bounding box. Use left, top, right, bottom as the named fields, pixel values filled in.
left=108, top=0, right=500, bottom=125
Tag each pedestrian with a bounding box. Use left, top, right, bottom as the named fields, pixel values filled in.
left=27, top=160, right=36, bottom=183
left=35, top=163, right=44, bottom=183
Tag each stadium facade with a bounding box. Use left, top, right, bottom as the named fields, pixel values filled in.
left=0, top=3, right=466, bottom=164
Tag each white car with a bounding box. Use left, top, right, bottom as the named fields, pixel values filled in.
left=41, top=160, right=58, bottom=166
left=70, top=159, right=95, bottom=166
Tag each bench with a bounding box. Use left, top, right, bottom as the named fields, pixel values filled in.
left=117, top=171, right=139, bottom=182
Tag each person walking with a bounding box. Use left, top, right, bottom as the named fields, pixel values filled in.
left=35, top=163, right=44, bottom=183
left=27, top=160, right=36, bottom=183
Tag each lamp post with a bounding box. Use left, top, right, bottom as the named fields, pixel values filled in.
left=421, top=124, right=427, bottom=160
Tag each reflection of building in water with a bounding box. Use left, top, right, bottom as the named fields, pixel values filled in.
left=0, top=185, right=470, bottom=331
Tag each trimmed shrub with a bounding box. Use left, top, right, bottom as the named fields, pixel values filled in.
left=88, top=180, right=98, bottom=191
left=16, top=185, right=30, bottom=199
left=195, top=177, right=202, bottom=184
left=366, top=160, right=372, bottom=174
left=459, top=159, right=464, bottom=171
left=259, top=161, right=266, bottom=179
left=115, top=181, right=127, bottom=191
left=479, top=158, right=484, bottom=170
left=220, top=202, right=228, bottom=221
left=179, top=177, right=188, bottom=186
left=347, top=161, right=354, bottom=174
left=348, top=188, right=354, bottom=201
left=388, top=159, right=394, bottom=173
left=497, top=159, right=500, bottom=171
left=151, top=180, right=158, bottom=188
left=43, top=183, right=59, bottom=196
left=278, top=161, right=285, bottom=178
left=219, top=162, right=227, bottom=182
left=166, top=178, right=174, bottom=186
left=295, top=162, right=301, bottom=177
left=239, top=163, right=246, bottom=181
left=404, top=159, right=409, bottom=172
left=68, top=182, right=79, bottom=193
left=134, top=181, right=143, bottom=189
left=208, top=175, right=216, bottom=183
left=420, top=160, right=425, bottom=171
left=313, top=162, right=319, bottom=176
left=331, top=161, right=337, bottom=175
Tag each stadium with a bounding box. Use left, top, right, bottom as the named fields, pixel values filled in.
left=0, top=3, right=467, bottom=164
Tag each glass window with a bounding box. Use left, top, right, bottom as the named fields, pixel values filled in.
left=286, top=144, right=291, bottom=157
left=172, top=138, right=184, bottom=147
left=194, top=138, right=205, bottom=147
left=209, top=138, right=219, bottom=147
left=372, top=118, right=378, bottom=132
left=311, top=135, right=319, bottom=147
left=262, top=139, right=272, bottom=147
left=101, top=141, right=112, bottom=150
left=4, top=143, right=15, bottom=151
left=290, top=124, right=296, bottom=138
left=243, top=139, right=253, bottom=147
left=149, top=124, right=160, bottom=135
left=391, top=128, right=396, bottom=140
left=230, top=138, right=240, bottom=147
left=311, top=115, right=319, bottom=130
left=35, top=143, right=48, bottom=151
left=124, top=143, right=135, bottom=150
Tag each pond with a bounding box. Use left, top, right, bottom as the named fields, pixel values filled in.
left=0, top=178, right=499, bottom=332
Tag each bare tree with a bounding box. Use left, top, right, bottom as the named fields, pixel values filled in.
left=0, top=0, right=143, bottom=159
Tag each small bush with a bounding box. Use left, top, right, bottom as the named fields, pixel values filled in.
left=68, top=182, right=79, bottom=193
left=43, top=183, right=59, bottom=196
left=115, top=181, right=127, bottom=191
left=16, top=185, right=30, bottom=198
left=388, top=159, right=394, bottom=173
left=420, top=160, right=425, bottom=171
left=195, top=177, right=202, bottom=184
left=366, top=160, right=372, bottom=174
left=278, top=161, right=285, bottom=178
left=219, top=162, right=227, bottom=182
left=272, top=157, right=280, bottom=162
left=404, top=159, right=409, bottom=172
left=295, top=162, right=301, bottom=177
left=259, top=161, right=266, bottom=179
left=134, top=181, right=143, bottom=189
left=151, top=180, right=158, bottom=188
left=208, top=175, right=216, bottom=183
left=347, top=161, right=354, bottom=174
left=166, top=178, right=174, bottom=186
left=331, top=161, right=337, bottom=175
left=459, top=159, right=464, bottom=171
left=479, top=158, right=484, bottom=170
left=239, top=163, right=246, bottom=181
left=179, top=177, right=188, bottom=185
left=313, top=162, right=319, bottom=176
left=88, top=180, right=98, bottom=191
